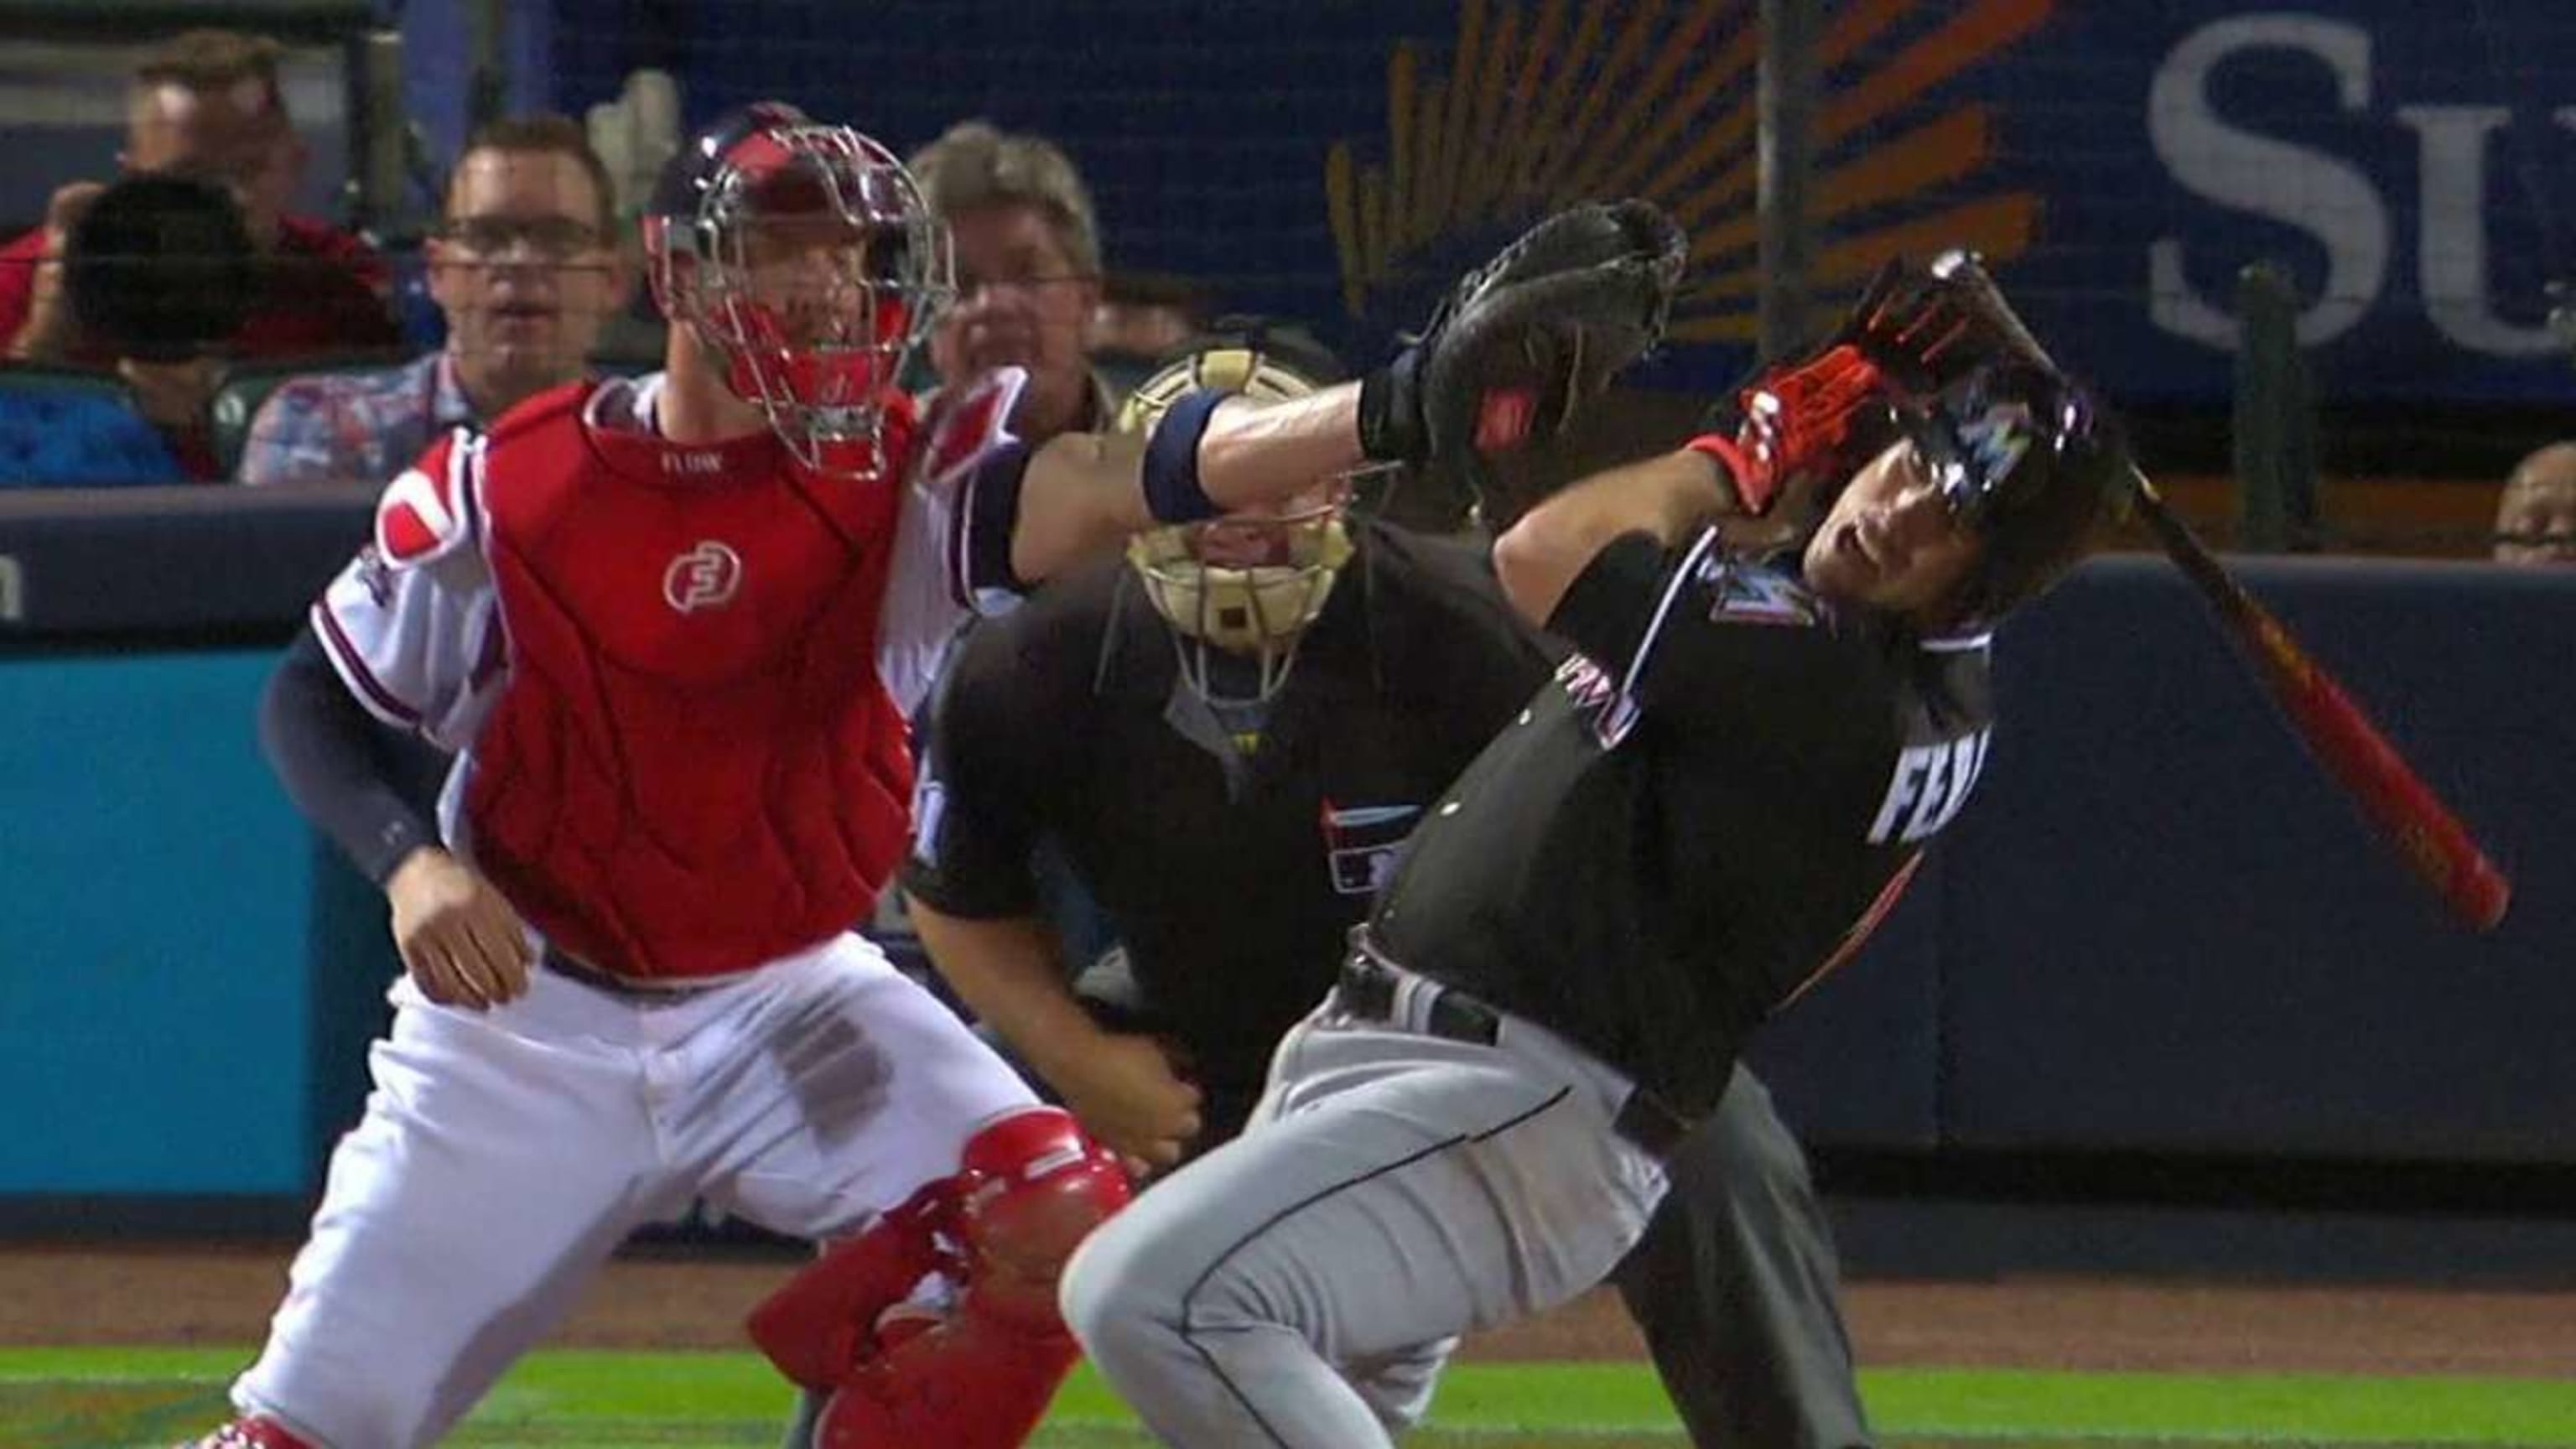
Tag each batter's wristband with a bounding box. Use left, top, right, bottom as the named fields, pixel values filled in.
left=1140, top=388, right=1227, bottom=524
left=1682, top=432, right=1772, bottom=514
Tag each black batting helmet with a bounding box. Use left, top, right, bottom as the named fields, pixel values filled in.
left=1894, top=360, right=2132, bottom=621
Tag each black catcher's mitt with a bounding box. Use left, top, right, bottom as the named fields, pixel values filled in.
left=1360, top=199, right=1686, bottom=525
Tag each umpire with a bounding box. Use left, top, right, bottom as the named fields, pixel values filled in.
left=905, top=329, right=1875, bottom=1448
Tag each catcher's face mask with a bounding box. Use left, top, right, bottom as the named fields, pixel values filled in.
left=1116, top=342, right=1358, bottom=707
left=649, top=122, right=951, bottom=475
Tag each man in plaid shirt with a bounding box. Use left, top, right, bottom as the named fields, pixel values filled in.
left=240, top=114, right=629, bottom=486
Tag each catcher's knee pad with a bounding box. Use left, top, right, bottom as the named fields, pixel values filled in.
left=177, top=1417, right=319, bottom=1449
left=953, top=1105, right=1133, bottom=1333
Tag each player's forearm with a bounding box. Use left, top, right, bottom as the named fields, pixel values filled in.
left=1006, top=386, right=1364, bottom=584
left=1493, top=447, right=1733, bottom=625
left=911, top=902, right=1106, bottom=1080
left=1197, top=383, right=1363, bottom=512
left=261, top=626, right=446, bottom=885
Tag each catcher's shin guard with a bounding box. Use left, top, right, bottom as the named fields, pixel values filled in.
left=177, top=1418, right=318, bottom=1449
left=797, top=1107, right=1132, bottom=1447
left=747, top=1177, right=963, bottom=1390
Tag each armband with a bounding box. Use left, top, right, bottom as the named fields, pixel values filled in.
left=1140, top=388, right=1227, bottom=524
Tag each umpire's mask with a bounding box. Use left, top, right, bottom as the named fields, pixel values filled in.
left=1117, top=340, right=1357, bottom=709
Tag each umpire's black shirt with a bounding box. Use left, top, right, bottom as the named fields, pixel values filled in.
left=1372, top=526, right=1996, bottom=1120
left=903, top=520, right=1558, bottom=1101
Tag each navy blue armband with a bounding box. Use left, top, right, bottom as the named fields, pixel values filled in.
left=1141, top=387, right=1228, bottom=524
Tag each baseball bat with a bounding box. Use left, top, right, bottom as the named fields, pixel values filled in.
left=1928, top=252, right=2513, bottom=932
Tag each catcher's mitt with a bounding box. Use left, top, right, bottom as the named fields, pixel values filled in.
left=1359, top=199, right=1685, bottom=525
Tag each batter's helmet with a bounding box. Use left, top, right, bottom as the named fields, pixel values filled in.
left=1894, top=360, right=2130, bottom=622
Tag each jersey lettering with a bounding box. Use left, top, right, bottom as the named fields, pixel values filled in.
left=1866, top=728, right=1990, bottom=844
left=1554, top=652, right=1639, bottom=749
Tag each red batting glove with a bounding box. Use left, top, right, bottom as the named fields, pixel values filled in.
left=1685, top=341, right=1888, bottom=516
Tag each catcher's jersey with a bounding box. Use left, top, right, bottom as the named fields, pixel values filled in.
left=1371, top=527, right=1994, bottom=1118
left=310, top=368, right=1029, bottom=979
left=901, top=522, right=1557, bottom=1093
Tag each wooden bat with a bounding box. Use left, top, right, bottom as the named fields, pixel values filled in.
left=1928, top=252, right=2513, bottom=932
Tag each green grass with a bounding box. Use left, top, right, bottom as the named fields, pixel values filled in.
left=5, top=1348, right=2573, bottom=1447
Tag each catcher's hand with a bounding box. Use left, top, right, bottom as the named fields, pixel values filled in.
left=1359, top=199, right=1686, bottom=523
left=386, top=846, right=532, bottom=1010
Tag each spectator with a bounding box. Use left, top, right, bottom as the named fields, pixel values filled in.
left=239, top=115, right=628, bottom=486
left=908, top=120, right=1113, bottom=442
left=2496, top=442, right=2576, bottom=565
left=0, top=29, right=401, bottom=474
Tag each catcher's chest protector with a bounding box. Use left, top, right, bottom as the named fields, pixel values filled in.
left=465, top=391, right=919, bottom=981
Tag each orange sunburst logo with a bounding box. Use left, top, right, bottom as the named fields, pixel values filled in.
left=1325, top=0, right=2057, bottom=341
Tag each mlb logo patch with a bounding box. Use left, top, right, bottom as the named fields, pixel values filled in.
left=1320, top=802, right=1421, bottom=896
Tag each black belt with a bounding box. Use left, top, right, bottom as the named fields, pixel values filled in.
left=1335, top=953, right=1502, bottom=1046
left=1609, top=1087, right=1692, bottom=1162
left=540, top=948, right=724, bottom=1002
left=1334, top=943, right=1694, bottom=1163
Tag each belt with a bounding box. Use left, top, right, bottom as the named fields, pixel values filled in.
left=540, top=948, right=725, bottom=1003
left=1335, top=953, right=1501, bottom=1046
left=1334, top=938, right=1694, bottom=1163
left=1608, top=1087, right=1692, bottom=1162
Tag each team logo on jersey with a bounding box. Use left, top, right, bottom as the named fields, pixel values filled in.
left=1867, top=728, right=1992, bottom=844
left=663, top=541, right=744, bottom=614
left=1320, top=801, right=1421, bottom=896
left=1700, top=556, right=1820, bottom=627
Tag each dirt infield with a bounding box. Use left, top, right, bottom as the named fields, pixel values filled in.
left=7, top=1244, right=2575, bottom=1376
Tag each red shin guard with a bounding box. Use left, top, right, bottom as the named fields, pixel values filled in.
left=754, top=1108, right=1133, bottom=1447
left=810, top=1302, right=1083, bottom=1448
left=746, top=1177, right=963, bottom=1390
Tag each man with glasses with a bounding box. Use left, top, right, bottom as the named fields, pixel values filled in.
left=239, top=114, right=627, bottom=486
left=909, top=120, right=1117, bottom=444
left=0, top=29, right=400, bottom=474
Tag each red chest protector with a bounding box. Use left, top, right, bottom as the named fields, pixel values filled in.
left=464, top=382, right=923, bottom=979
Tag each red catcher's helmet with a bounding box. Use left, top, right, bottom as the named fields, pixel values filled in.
left=643, top=101, right=952, bottom=475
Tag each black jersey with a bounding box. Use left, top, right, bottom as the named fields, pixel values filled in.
left=902, top=520, right=1558, bottom=1095
left=1371, top=526, right=1996, bottom=1119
